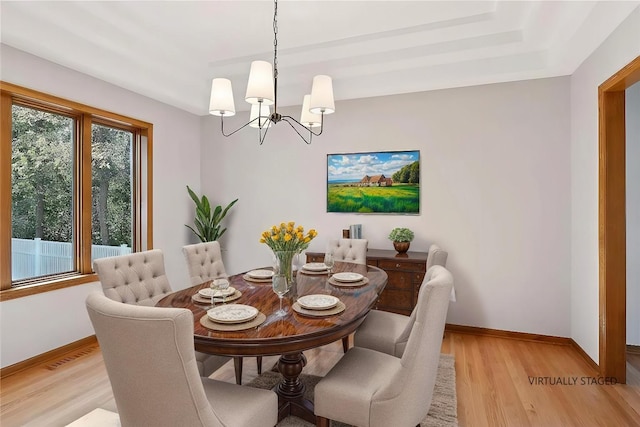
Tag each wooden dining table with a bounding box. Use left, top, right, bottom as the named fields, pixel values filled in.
left=156, top=260, right=387, bottom=423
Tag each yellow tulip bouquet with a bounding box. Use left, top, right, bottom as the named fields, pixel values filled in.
left=260, top=222, right=317, bottom=282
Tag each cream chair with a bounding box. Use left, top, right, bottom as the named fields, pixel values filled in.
left=86, top=292, right=277, bottom=427
left=326, top=238, right=368, bottom=352
left=182, top=241, right=228, bottom=286
left=182, top=241, right=262, bottom=383
left=326, top=238, right=368, bottom=265
left=426, top=243, right=448, bottom=271
left=353, top=262, right=446, bottom=357
left=92, top=249, right=230, bottom=378
left=314, top=265, right=453, bottom=427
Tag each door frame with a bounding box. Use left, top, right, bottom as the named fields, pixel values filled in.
left=599, top=55, right=640, bottom=383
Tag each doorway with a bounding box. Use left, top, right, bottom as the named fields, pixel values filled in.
left=599, top=55, right=640, bottom=384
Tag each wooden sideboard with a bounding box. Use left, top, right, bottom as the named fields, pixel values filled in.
left=305, top=248, right=428, bottom=315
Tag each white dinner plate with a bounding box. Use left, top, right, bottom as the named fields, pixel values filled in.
left=207, top=304, right=259, bottom=324
left=332, top=272, right=364, bottom=283
left=302, top=263, right=328, bottom=272
left=246, top=269, right=274, bottom=279
left=297, top=294, right=339, bottom=310
left=198, top=286, right=236, bottom=298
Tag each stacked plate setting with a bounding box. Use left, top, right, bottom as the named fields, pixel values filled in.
left=198, top=286, right=236, bottom=299
left=207, top=304, right=259, bottom=324
left=293, top=294, right=345, bottom=317
left=301, top=262, right=329, bottom=273
left=297, top=294, right=340, bottom=311
left=332, top=272, right=364, bottom=283
left=245, top=269, right=274, bottom=279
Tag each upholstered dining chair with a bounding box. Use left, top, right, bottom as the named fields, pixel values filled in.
left=92, top=249, right=230, bottom=379
left=182, top=241, right=228, bottom=286
left=353, top=264, right=445, bottom=357
left=326, top=238, right=368, bottom=352
left=86, top=292, right=278, bottom=427
left=314, top=265, right=453, bottom=427
left=182, top=241, right=263, bottom=383
left=426, top=243, right=448, bottom=271
left=326, top=238, right=368, bottom=265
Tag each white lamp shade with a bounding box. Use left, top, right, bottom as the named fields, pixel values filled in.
left=309, top=75, right=335, bottom=114
left=300, top=95, right=321, bottom=128
left=245, top=61, right=275, bottom=105
left=249, top=104, right=272, bottom=128
left=209, top=78, right=236, bottom=116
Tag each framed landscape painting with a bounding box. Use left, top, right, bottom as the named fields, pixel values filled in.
left=327, top=150, right=420, bottom=214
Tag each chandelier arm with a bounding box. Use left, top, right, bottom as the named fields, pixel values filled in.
left=221, top=115, right=266, bottom=137
left=258, top=120, right=272, bottom=145
left=281, top=114, right=324, bottom=137
left=281, top=117, right=313, bottom=145
left=213, top=0, right=331, bottom=145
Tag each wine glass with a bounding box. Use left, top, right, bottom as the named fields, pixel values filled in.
left=272, top=274, right=289, bottom=317
left=209, top=279, right=219, bottom=308
left=324, top=252, right=335, bottom=276
left=215, top=278, right=230, bottom=304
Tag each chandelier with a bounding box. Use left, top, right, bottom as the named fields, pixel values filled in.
left=208, top=0, right=335, bottom=145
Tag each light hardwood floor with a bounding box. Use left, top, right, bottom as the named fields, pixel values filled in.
left=1, top=332, right=639, bottom=427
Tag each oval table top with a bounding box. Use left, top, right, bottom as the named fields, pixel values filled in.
left=156, top=261, right=388, bottom=357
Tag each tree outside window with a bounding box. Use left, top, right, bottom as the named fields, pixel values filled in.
left=0, top=82, right=153, bottom=296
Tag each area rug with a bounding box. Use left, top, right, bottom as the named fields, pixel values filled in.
left=247, top=353, right=458, bottom=427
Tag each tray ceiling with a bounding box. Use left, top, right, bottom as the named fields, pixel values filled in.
left=1, top=1, right=638, bottom=115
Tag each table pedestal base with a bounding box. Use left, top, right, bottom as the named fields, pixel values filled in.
left=275, top=352, right=315, bottom=423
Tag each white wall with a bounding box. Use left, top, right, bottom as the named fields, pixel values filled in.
left=627, top=82, right=640, bottom=346
left=202, top=77, right=572, bottom=337
left=4, top=7, right=638, bottom=368
left=570, top=7, right=640, bottom=362
left=0, top=45, right=202, bottom=368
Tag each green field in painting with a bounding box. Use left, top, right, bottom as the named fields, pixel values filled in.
left=327, top=184, right=419, bottom=213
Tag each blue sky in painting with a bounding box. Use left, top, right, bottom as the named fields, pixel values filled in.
left=327, top=150, right=419, bottom=182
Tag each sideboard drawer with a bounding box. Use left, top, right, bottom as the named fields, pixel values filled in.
left=306, top=254, right=325, bottom=263
left=384, top=271, right=414, bottom=290
left=306, top=249, right=428, bottom=315
left=378, top=259, right=425, bottom=272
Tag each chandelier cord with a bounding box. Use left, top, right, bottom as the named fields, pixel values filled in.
left=273, top=0, right=279, bottom=114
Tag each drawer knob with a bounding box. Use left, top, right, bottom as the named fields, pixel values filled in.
left=396, top=263, right=401, bottom=268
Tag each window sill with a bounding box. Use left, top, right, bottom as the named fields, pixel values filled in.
left=0, top=274, right=98, bottom=302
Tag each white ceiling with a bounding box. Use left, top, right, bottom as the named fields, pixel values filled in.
left=1, top=1, right=638, bottom=116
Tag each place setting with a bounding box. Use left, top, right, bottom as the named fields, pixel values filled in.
left=191, top=278, right=242, bottom=305
left=199, top=304, right=267, bottom=331
left=191, top=278, right=242, bottom=306
left=299, top=262, right=330, bottom=275
left=300, top=251, right=337, bottom=275
left=292, top=294, right=346, bottom=317
left=242, top=269, right=275, bottom=283
left=328, top=271, right=370, bottom=287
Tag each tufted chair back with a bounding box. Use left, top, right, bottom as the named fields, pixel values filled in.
left=327, top=239, right=368, bottom=265
left=93, top=248, right=229, bottom=378
left=93, top=249, right=172, bottom=307
left=86, top=292, right=221, bottom=426
left=426, top=243, right=448, bottom=270
left=182, top=241, right=228, bottom=286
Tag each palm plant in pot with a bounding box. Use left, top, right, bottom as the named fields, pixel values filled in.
left=388, top=227, right=414, bottom=254
left=185, top=185, right=238, bottom=242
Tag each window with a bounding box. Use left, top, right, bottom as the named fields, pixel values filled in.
left=0, top=82, right=153, bottom=300
left=91, top=123, right=134, bottom=263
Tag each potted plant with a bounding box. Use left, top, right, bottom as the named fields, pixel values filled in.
left=185, top=185, right=238, bottom=242
left=388, top=227, right=414, bottom=253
